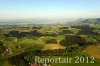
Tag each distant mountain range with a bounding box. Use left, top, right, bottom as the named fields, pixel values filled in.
left=76, top=18, right=100, bottom=23
left=0, top=19, right=67, bottom=25
left=0, top=18, right=100, bottom=25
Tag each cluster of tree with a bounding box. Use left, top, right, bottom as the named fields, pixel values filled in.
left=0, top=42, right=6, bottom=54
left=21, top=26, right=30, bottom=29
left=59, top=35, right=85, bottom=46
left=45, top=39, right=57, bottom=44
left=59, top=29, right=73, bottom=35
left=59, top=27, right=68, bottom=29
left=71, top=25, right=95, bottom=30
left=8, top=55, right=30, bottom=66
left=7, top=30, right=57, bottom=38
left=78, top=29, right=99, bottom=35
left=33, top=49, right=67, bottom=56
left=33, top=26, right=42, bottom=29
left=71, top=25, right=100, bottom=36
left=42, top=32, right=57, bottom=37
left=31, top=46, right=80, bottom=56
left=8, top=30, right=42, bottom=38
left=8, top=45, right=80, bottom=66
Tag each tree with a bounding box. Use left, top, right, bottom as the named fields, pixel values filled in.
left=59, top=35, right=85, bottom=46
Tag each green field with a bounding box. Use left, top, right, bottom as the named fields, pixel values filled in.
left=0, top=22, right=100, bottom=66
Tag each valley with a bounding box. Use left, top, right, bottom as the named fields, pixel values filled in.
left=0, top=18, right=100, bottom=66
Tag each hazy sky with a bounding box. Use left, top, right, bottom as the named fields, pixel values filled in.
left=0, top=0, right=100, bottom=20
